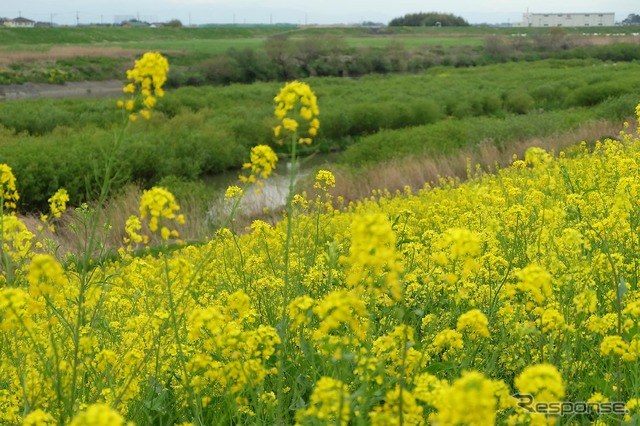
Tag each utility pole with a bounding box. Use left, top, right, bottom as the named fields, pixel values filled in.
left=76, top=11, right=80, bottom=26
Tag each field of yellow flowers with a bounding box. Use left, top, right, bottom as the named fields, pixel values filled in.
left=2, top=53, right=640, bottom=425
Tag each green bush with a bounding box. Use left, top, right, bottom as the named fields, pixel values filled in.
left=568, top=81, right=630, bottom=107
left=504, top=91, right=534, bottom=114
left=595, top=93, right=640, bottom=120
left=338, top=109, right=594, bottom=167
left=591, top=43, right=640, bottom=62
left=198, top=56, right=241, bottom=85
left=530, top=83, right=570, bottom=109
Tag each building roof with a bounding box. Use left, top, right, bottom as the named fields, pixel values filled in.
left=12, top=17, right=35, bottom=23
left=527, top=12, right=614, bottom=16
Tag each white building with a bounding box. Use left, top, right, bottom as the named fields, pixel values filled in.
left=518, top=13, right=615, bottom=27
left=3, top=17, right=36, bottom=28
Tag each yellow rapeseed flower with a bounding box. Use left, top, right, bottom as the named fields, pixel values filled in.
left=294, top=377, right=350, bottom=425
left=515, top=363, right=565, bottom=403
left=369, top=385, right=424, bottom=426
left=126, top=52, right=169, bottom=96
left=119, top=52, right=169, bottom=121
left=601, top=335, right=629, bottom=357
left=340, top=213, right=404, bottom=300
left=47, top=188, right=69, bottom=219
left=430, top=371, right=501, bottom=426
left=138, top=186, right=183, bottom=240
left=242, top=145, right=278, bottom=180
left=515, top=264, right=553, bottom=305
left=23, top=409, right=56, bottom=425
left=26, top=254, right=68, bottom=300
left=282, top=117, right=299, bottom=132
left=312, top=289, right=369, bottom=343
left=68, top=403, right=127, bottom=426
left=123, top=215, right=145, bottom=245
left=0, top=164, right=19, bottom=211
left=314, top=170, right=336, bottom=191
left=288, top=295, right=315, bottom=330
left=273, top=80, right=320, bottom=143
left=224, top=185, right=244, bottom=201
left=456, top=309, right=490, bottom=338
left=524, top=146, right=552, bottom=167
left=431, top=329, right=464, bottom=360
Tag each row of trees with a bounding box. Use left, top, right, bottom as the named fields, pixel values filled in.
left=622, top=13, right=640, bottom=25
left=389, top=12, right=469, bottom=27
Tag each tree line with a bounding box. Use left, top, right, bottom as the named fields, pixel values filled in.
left=389, top=12, right=469, bottom=27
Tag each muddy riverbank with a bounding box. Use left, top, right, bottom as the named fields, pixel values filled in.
left=0, top=80, right=123, bottom=101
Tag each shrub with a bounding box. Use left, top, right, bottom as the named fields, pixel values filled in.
left=484, top=35, right=515, bottom=60
left=198, top=56, right=241, bottom=85
left=569, top=82, right=630, bottom=107
left=504, top=91, right=534, bottom=114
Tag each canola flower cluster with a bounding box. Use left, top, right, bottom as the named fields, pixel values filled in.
left=124, top=186, right=185, bottom=247
left=3, top=75, right=640, bottom=424
left=273, top=80, right=320, bottom=145
left=117, top=52, right=169, bottom=121
left=239, top=144, right=279, bottom=189
left=0, top=164, right=19, bottom=211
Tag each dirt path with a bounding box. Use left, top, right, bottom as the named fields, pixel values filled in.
left=0, top=46, right=140, bottom=66
left=0, top=80, right=124, bottom=101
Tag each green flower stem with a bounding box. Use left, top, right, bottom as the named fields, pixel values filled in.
left=276, top=130, right=299, bottom=423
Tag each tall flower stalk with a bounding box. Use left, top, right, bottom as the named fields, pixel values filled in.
left=272, top=80, right=320, bottom=421
left=273, top=80, right=320, bottom=310
left=68, top=52, right=170, bottom=421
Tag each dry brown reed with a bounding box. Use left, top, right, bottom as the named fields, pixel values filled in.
left=326, top=119, right=625, bottom=204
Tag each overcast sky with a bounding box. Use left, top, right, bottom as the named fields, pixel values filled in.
left=5, top=1, right=638, bottom=26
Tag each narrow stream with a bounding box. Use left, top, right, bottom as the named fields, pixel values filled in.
left=207, top=152, right=339, bottom=222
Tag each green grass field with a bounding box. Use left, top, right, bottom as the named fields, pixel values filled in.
left=1, top=24, right=637, bottom=54
left=0, top=26, right=487, bottom=59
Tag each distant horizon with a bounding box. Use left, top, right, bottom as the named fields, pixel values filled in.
left=2, top=1, right=636, bottom=27
left=1, top=13, right=634, bottom=28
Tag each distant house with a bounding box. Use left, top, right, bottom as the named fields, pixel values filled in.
left=517, top=12, right=615, bottom=27
left=4, top=17, right=36, bottom=28
left=120, top=19, right=150, bottom=27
